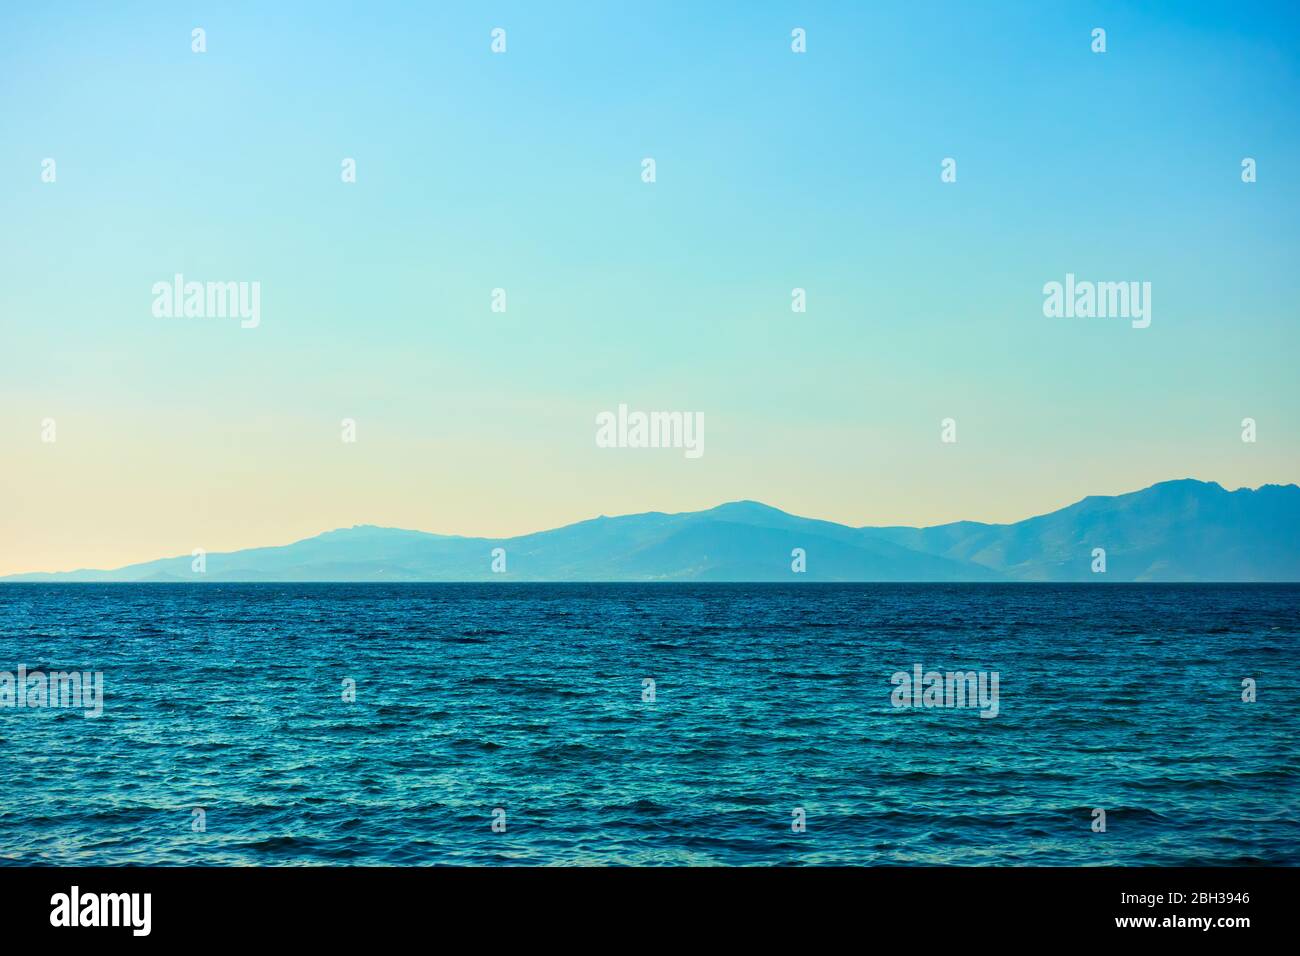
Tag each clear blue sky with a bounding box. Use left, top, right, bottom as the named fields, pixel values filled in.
left=1, top=1, right=1297, bottom=573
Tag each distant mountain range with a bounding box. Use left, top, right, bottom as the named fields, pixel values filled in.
left=5, top=479, right=1298, bottom=582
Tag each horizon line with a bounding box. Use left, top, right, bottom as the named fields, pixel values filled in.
left=6, top=475, right=1297, bottom=579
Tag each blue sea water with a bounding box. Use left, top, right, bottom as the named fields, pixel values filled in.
left=0, top=583, right=1295, bottom=866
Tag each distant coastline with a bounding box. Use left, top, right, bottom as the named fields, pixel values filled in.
left=5, top=479, right=1298, bottom=584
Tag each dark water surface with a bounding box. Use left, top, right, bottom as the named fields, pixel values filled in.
left=0, top=584, right=1295, bottom=865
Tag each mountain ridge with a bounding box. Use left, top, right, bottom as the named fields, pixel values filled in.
left=5, top=479, right=1297, bottom=582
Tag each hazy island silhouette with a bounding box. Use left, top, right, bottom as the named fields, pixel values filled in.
left=6, top=479, right=1297, bottom=583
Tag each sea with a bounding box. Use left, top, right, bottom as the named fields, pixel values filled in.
left=0, top=583, right=1295, bottom=865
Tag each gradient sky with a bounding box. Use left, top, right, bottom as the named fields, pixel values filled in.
left=2, top=0, right=1298, bottom=575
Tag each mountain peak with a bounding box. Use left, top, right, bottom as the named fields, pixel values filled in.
left=1145, top=478, right=1226, bottom=493
left=705, top=499, right=791, bottom=516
